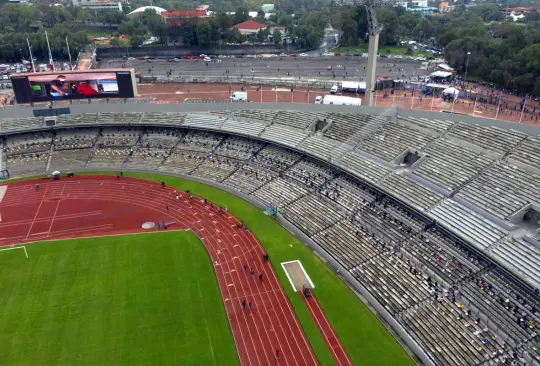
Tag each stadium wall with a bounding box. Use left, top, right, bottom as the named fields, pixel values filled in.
left=2, top=103, right=540, bottom=136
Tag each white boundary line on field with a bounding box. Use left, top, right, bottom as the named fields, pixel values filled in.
left=280, top=260, right=315, bottom=292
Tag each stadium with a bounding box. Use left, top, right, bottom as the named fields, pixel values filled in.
left=0, top=102, right=539, bottom=366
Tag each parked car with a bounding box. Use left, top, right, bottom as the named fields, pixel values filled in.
left=290, top=53, right=297, bottom=57
left=279, top=52, right=289, bottom=57
left=246, top=54, right=256, bottom=58
left=344, top=53, right=352, bottom=56
left=203, top=56, right=211, bottom=62
left=191, top=55, right=199, bottom=59
left=299, top=53, right=308, bottom=57
left=334, top=53, right=342, bottom=56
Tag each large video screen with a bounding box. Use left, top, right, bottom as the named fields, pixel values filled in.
left=11, top=69, right=137, bottom=104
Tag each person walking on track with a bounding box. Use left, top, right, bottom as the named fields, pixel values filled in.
left=161, top=181, right=165, bottom=188
left=259, top=272, right=263, bottom=281
left=276, top=349, right=280, bottom=360
left=242, top=299, right=246, bottom=309
left=250, top=269, right=254, bottom=279
left=248, top=302, right=253, bottom=311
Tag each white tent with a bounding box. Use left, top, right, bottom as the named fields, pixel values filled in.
left=430, top=71, right=453, bottom=78
left=442, top=87, right=460, bottom=100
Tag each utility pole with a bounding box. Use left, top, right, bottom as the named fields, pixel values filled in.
left=365, top=1, right=384, bottom=106
left=464, top=51, right=471, bottom=81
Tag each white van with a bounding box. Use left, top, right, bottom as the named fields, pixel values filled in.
left=330, top=85, right=339, bottom=94
left=315, top=96, right=323, bottom=104
left=230, top=91, right=247, bottom=102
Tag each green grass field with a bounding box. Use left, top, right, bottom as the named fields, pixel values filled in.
left=1, top=173, right=416, bottom=366
left=0, top=231, right=239, bottom=366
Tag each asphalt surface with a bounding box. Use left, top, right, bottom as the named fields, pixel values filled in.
left=98, top=56, right=429, bottom=82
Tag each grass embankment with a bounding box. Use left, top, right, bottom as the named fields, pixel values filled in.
left=0, top=231, right=239, bottom=365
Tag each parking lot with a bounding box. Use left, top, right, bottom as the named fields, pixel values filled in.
left=99, top=53, right=430, bottom=82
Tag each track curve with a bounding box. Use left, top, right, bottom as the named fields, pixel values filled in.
left=0, top=175, right=318, bottom=366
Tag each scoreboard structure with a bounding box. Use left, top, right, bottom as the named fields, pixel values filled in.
left=10, top=69, right=138, bottom=104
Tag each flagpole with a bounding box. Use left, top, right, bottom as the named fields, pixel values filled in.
left=519, top=94, right=527, bottom=123
left=495, top=91, right=502, bottom=120
left=65, top=37, right=73, bottom=70
left=26, top=38, right=36, bottom=73
left=260, top=83, right=262, bottom=103
left=45, top=30, right=54, bottom=71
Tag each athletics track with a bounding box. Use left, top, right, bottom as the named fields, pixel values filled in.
left=0, top=175, right=340, bottom=366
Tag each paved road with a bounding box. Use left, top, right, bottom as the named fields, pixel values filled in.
left=98, top=56, right=428, bottom=82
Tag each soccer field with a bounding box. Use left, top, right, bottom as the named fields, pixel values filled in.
left=0, top=231, right=239, bottom=366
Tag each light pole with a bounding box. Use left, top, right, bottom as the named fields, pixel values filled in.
left=464, top=51, right=471, bottom=81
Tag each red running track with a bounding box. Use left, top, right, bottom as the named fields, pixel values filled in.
left=0, top=176, right=318, bottom=366
left=302, top=292, right=353, bottom=366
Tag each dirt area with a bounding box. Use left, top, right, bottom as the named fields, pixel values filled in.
left=282, top=260, right=313, bottom=292
left=137, top=82, right=540, bottom=126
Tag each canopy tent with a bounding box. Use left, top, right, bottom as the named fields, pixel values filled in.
left=442, top=87, right=460, bottom=100
left=430, top=71, right=453, bottom=78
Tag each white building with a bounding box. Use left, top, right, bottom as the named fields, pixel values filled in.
left=71, top=0, right=125, bottom=11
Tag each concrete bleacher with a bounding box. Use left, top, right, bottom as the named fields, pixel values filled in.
left=350, top=253, right=432, bottom=315
left=254, top=145, right=301, bottom=171
left=98, top=112, right=142, bottom=124
left=286, top=160, right=334, bottom=189
left=397, top=116, right=454, bottom=133
left=324, top=113, right=376, bottom=142
left=138, top=128, right=182, bottom=149
left=297, top=136, right=338, bottom=161
left=223, top=163, right=278, bottom=194
left=177, top=131, right=223, bottom=153
left=5, top=132, right=52, bottom=155
left=190, top=156, right=242, bottom=182
left=321, top=176, right=375, bottom=212
left=48, top=148, right=92, bottom=172
left=183, top=113, right=226, bottom=129
left=413, top=138, right=494, bottom=192
left=159, top=151, right=205, bottom=174
left=491, top=237, right=540, bottom=288
left=508, top=136, right=540, bottom=170
left=381, top=173, right=444, bottom=211
left=273, top=111, right=321, bottom=130
left=142, top=112, right=185, bottom=125
left=231, top=109, right=277, bottom=124
left=456, top=163, right=540, bottom=220
left=252, top=177, right=309, bottom=207
left=358, top=121, right=435, bottom=162
left=283, top=194, right=346, bottom=236
left=260, top=125, right=308, bottom=148
left=6, top=152, right=49, bottom=176
left=458, top=280, right=537, bottom=345
left=99, top=127, right=141, bottom=147
left=446, top=123, right=525, bottom=155
left=54, top=128, right=99, bottom=150
left=123, top=148, right=169, bottom=169
left=220, top=118, right=266, bottom=136
left=400, top=300, right=508, bottom=366
left=215, top=136, right=263, bottom=160
left=56, top=113, right=98, bottom=126
left=0, top=117, right=42, bottom=133
left=339, top=151, right=391, bottom=183
left=313, top=220, right=384, bottom=269
left=430, top=199, right=507, bottom=250
left=86, top=147, right=130, bottom=168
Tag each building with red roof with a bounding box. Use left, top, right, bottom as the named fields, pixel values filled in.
left=233, top=20, right=268, bottom=35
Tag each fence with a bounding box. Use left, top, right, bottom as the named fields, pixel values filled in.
left=139, top=75, right=350, bottom=91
